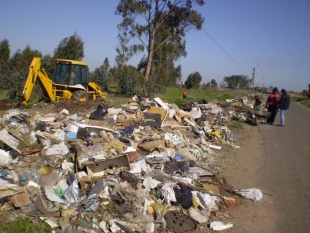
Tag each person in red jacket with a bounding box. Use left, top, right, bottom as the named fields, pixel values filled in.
left=266, top=87, right=280, bottom=125
left=183, top=89, right=188, bottom=99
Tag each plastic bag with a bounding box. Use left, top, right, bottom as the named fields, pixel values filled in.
left=235, top=188, right=263, bottom=202
left=89, top=104, right=108, bottom=120
left=83, top=178, right=106, bottom=211
left=0, top=149, right=10, bottom=166
left=64, top=176, right=80, bottom=207
left=45, top=179, right=69, bottom=203
left=173, top=183, right=192, bottom=209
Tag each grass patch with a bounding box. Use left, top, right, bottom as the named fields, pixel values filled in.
left=229, top=121, right=244, bottom=129
left=0, top=218, right=52, bottom=233
left=108, top=83, right=119, bottom=93
left=157, top=87, right=252, bottom=103
left=104, top=87, right=254, bottom=108
left=106, top=94, right=128, bottom=107
left=0, top=87, right=254, bottom=109
left=0, top=90, right=9, bottom=100
left=292, top=96, right=310, bottom=108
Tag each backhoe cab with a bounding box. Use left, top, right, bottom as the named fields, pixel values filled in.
left=20, top=57, right=107, bottom=105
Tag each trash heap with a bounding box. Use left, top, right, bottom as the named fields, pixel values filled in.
left=0, top=97, right=263, bottom=232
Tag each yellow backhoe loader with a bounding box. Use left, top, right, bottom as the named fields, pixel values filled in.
left=19, top=57, right=107, bottom=105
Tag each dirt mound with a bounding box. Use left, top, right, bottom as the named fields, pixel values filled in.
left=53, top=100, right=99, bottom=114
left=0, top=99, right=14, bottom=111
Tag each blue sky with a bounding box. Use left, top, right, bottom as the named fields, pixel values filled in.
left=1, top=0, right=309, bottom=91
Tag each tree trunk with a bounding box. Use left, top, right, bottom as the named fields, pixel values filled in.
left=144, top=31, right=156, bottom=82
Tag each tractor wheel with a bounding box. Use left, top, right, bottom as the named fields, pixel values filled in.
left=72, top=90, right=88, bottom=101
left=96, top=97, right=106, bottom=103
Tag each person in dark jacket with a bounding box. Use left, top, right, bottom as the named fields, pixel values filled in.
left=266, top=87, right=280, bottom=125
left=277, top=89, right=290, bottom=126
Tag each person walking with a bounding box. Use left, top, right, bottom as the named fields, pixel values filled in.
left=266, top=87, right=280, bottom=125
left=183, top=89, right=188, bottom=99
left=277, top=89, right=290, bottom=126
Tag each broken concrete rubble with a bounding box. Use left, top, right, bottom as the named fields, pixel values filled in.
left=0, top=97, right=263, bottom=232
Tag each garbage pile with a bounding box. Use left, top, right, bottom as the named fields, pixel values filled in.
left=0, top=97, right=263, bottom=232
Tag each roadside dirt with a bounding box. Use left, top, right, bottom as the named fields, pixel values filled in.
left=218, top=123, right=275, bottom=232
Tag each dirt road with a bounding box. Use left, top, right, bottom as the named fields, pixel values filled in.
left=223, top=101, right=310, bottom=232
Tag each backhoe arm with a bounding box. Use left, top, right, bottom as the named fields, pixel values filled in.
left=20, top=57, right=55, bottom=105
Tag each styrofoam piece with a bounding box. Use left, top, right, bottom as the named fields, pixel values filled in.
left=210, top=221, right=233, bottom=231
left=153, top=97, right=169, bottom=110
left=209, top=144, right=222, bottom=150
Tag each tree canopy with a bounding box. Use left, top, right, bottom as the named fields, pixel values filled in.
left=185, top=71, right=202, bottom=89
left=211, top=79, right=217, bottom=87
left=0, top=39, right=11, bottom=89
left=117, top=65, right=144, bottom=96
left=6, top=46, right=42, bottom=100
left=116, top=0, right=205, bottom=82
left=115, top=32, right=144, bottom=70
left=0, top=39, right=10, bottom=62
left=90, top=59, right=111, bottom=92
left=222, top=75, right=252, bottom=89
left=53, top=32, right=84, bottom=60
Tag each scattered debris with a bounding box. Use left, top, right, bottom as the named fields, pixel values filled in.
left=0, top=96, right=263, bottom=232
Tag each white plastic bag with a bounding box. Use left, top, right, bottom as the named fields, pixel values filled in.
left=161, top=182, right=177, bottom=204
left=143, top=177, right=161, bottom=190
left=235, top=188, right=263, bottom=202
left=0, top=149, right=10, bottom=165
left=45, top=179, right=69, bottom=203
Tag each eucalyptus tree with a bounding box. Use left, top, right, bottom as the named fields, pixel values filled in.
left=210, top=78, right=217, bottom=87
left=185, top=72, right=202, bottom=89
left=7, top=46, right=42, bottom=100
left=50, top=33, right=85, bottom=77
left=0, top=39, right=10, bottom=89
left=151, top=23, right=184, bottom=86
left=53, top=32, right=85, bottom=61
left=0, top=39, right=10, bottom=62
left=223, top=75, right=252, bottom=89
left=117, top=65, right=144, bottom=96
left=115, top=32, right=144, bottom=70
left=116, top=0, right=205, bottom=82
left=90, top=58, right=111, bottom=92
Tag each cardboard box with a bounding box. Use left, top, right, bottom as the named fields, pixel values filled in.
left=86, top=154, right=130, bottom=177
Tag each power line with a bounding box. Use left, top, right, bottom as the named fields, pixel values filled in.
left=202, top=27, right=250, bottom=70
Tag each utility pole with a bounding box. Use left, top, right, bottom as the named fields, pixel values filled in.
left=255, top=61, right=259, bottom=88
left=262, top=76, right=265, bottom=88
left=252, top=67, right=255, bottom=90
